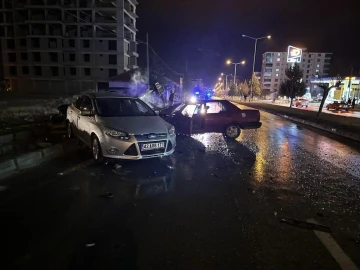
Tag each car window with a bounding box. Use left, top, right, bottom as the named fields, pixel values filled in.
left=95, top=98, right=156, bottom=117
left=74, top=96, right=84, bottom=110
left=206, top=102, right=227, bottom=114
left=181, top=104, right=197, bottom=117
left=79, top=96, right=93, bottom=111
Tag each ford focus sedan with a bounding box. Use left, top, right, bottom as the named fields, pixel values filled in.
left=66, top=92, right=176, bottom=162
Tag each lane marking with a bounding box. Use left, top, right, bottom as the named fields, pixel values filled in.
left=307, top=219, right=359, bottom=270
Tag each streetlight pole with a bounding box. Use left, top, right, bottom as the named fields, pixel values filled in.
left=242, top=34, right=271, bottom=99
left=226, top=60, right=245, bottom=85
left=224, top=74, right=232, bottom=91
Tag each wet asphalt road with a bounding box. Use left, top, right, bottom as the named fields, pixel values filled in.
left=1, top=103, right=360, bottom=270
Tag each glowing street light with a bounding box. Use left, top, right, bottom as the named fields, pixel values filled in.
left=226, top=60, right=246, bottom=84
left=242, top=34, right=271, bottom=99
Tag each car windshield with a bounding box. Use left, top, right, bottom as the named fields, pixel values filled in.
left=95, top=98, right=156, bottom=117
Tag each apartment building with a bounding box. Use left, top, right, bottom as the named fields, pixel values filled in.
left=0, top=0, right=139, bottom=95
left=261, top=51, right=332, bottom=96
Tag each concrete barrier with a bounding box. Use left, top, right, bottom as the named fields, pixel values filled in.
left=0, top=159, right=17, bottom=180
left=0, top=139, right=77, bottom=180
left=0, top=134, right=13, bottom=145
left=1, top=144, right=13, bottom=154
left=16, top=151, right=43, bottom=170
left=14, top=130, right=31, bottom=141
left=42, top=144, right=64, bottom=159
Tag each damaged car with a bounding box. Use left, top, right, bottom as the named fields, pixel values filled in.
left=66, top=92, right=176, bottom=162
left=159, top=99, right=262, bottom=139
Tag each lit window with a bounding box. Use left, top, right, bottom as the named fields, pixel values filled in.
left=315, top=69, right=319, bottom=73
left=277, top=58, right=280, bottom=61
left=276, top=74, right=279, bottom=77
left=277, top=53, right=281, bottom=56
left=276, top=68, right=279, bottom=71
left=317, top=64, right=320, bottom=67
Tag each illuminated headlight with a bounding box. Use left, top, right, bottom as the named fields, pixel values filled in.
left=104, top=128, right=130, bottom=140
left=190, top=96, right=197, bottom=103
left=168, top=126, right=175, bottom=136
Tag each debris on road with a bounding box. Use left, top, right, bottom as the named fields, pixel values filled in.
left=101, top=192, right=113, bottom=198
left=114, top=164, right=122, bottom=170
left=70, top=185, right=80, bottom=191
left=86, top=243, right=95, bottom=247
left=280, top=218, right=331, bottom=233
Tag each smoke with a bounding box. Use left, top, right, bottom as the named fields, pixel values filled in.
left=128, top=70, right=167, bottom=110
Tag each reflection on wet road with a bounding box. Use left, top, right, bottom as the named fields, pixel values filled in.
left=1, top=104, right=360, bottom=270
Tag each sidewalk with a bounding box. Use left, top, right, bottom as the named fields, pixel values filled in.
left=230, top=100, right=360, bottom=143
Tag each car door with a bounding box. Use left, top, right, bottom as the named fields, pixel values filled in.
left=69, top=96, right=84, bottom=137
left=76, top=95, right=94, bottom=146
left=204, top=101, right=233, bottom=132
left=167, top=104, right=197, bottom=135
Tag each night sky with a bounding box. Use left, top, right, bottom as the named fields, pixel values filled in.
left=137, top=0, right=359, bottom=86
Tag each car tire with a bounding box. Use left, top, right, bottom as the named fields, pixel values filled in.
left=67, top=121, right=73, bottom=139
left=224, top=124, right=241, bottom=139
left=91, top=135, right=104, bottom=164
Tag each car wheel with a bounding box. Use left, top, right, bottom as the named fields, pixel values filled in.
left=91, top=135, right=104, bottom=164
left=67, top=121, right=73, bottom=139
left=225, top=124, right=241, bottom=139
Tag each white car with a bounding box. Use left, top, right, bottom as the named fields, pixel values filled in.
left=66, top=92, right=176, bottom=163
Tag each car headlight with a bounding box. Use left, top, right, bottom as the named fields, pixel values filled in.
left=104, top=128, right=130, bottom=140
left=168, top=126, right=175, bottom=136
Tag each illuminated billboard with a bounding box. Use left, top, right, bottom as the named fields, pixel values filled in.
left=287, top=46, right=302, bottom=63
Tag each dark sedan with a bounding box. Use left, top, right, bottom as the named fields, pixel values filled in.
left=159, top=100, right=261, bottom=139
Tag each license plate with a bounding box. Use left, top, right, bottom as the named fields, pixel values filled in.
left=141, top=142, right=165, bottom=151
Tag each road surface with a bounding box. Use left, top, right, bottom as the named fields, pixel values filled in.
left=1, top=104, right=360, bottom=270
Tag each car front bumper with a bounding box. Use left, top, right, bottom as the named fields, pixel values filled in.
left=100, top=133, right=177, bottom=160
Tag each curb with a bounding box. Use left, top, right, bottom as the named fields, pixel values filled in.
left=232, top=101, right=360, bottom=143
left=0, top=139, right=77, bottom=181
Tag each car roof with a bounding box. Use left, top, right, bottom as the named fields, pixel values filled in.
left=80, top=91, right=137, bottom=99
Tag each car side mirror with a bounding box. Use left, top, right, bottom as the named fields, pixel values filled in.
left=206, top=106, right=210, bottom=110
left=80, top=110, right=92, bottom=116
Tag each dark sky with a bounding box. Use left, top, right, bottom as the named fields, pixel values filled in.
left=137, top=0, right=360, bottom=86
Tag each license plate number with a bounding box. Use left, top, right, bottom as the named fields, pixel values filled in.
left=141, top=142, right=165, bottom=151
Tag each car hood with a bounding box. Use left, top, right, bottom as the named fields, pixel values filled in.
left=97, top=116, right=169, bottom=134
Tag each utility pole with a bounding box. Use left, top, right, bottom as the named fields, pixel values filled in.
left=146, top=33, right=150, bottom=90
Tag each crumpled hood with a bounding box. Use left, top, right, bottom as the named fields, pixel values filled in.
left=96, top=115, right=169, bottom=134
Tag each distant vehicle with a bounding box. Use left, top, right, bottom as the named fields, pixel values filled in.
left=294, top=98, right=309, bottom=108
left=326, top=101, right=349, bottom=112
left=66, top=92, right=176, bottom=162
left=159, top=99, right=261, bottom=139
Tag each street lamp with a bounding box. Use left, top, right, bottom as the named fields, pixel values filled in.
left=242, top=34, right=271, bottom=99
left=226, top=60, right=246, bottom=84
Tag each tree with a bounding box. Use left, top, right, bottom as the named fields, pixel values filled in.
left=228, top=83, right=238, bottom=96
left=251, top=73, right=262, bottom=97
left=278, top=63, right=306, bottom=107
left=315, top=75, right=342, bottom=117
left=238, top=80, right=250, bottom=97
